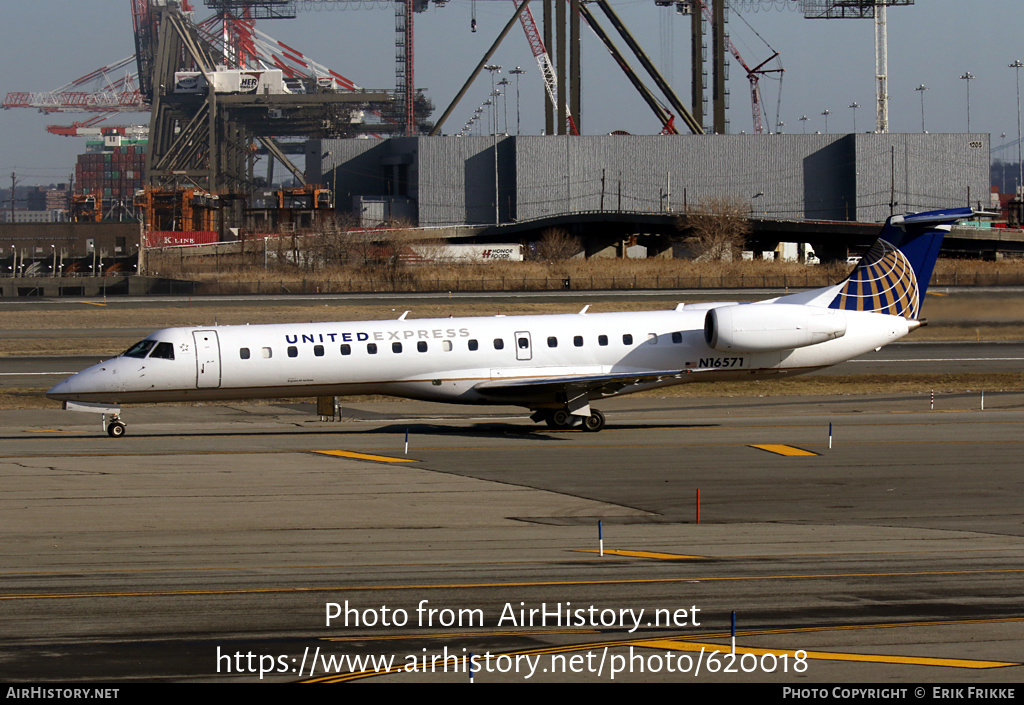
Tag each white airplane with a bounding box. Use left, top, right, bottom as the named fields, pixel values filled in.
left=48, top=207, right=974, bottom=437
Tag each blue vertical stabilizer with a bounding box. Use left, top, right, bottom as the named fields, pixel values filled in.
left=829, top=207, right=973, bottom=319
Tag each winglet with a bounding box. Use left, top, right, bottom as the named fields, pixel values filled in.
left=829, top=207, right=974, bottom=320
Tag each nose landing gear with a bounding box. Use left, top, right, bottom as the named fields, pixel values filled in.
left=107, top=415, right=127, bottom=438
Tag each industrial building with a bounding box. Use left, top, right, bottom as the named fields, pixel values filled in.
left=0, top=0, right=1012, bottom=277
left=311, top=132, right=991, bottom=228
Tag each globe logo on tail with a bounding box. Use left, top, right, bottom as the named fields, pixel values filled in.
left=830, top=239, right=920, bottom=319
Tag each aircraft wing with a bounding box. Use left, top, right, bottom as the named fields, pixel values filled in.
left=473, top=369, right=689, bottom=411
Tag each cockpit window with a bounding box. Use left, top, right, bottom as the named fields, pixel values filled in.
left=149, top=342, right=176, bottom=360
left=122, top=339, right=156, bottom=359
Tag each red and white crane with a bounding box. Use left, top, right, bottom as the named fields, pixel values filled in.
left=2, top=55, right=145, bottom=114
left=694, top=0, right=783, bottom=134
left=513, top=0, right=577, bottom=135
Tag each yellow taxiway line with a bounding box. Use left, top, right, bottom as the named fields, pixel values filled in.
left=750, top=444, right=819, bottom=456
left=310, top=624, right=1020, bottom=682
left=313, top=450, right=417, bottom=463
left=576, top=549, right=705, bottom=560
left=642, top=639, right=1015, bottom=669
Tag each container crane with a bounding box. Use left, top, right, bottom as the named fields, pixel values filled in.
left=693, top=0, right=783, bottom=134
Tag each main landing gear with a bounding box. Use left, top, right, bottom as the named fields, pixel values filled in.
left=532, top=408, right=606, bottom=433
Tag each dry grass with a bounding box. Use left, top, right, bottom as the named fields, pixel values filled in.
left=150, top=254, right=854, bottom=290
left=148, top=247, right=1024, bottom=286
left=659, top=372, right=1024, bottom=397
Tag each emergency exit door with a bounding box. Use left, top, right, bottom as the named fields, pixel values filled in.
left=515, top=331, right=532, bottom=361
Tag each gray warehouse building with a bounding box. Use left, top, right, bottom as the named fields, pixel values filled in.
left=308, top=133, right=990, bottom=228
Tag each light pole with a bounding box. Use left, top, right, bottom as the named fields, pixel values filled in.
left=483, top=64, right=502, bottom=132
left=1010, top=60, right=1023, bottom=196
left=821, top=109, right=831, bottom=134
left=497, top=77, right=510, bottom=134
left=849, top=102, right=860, bottom=133
left=490, top=90, right=501, bottom=134
left=483, top=64, right=502, bottom=225
left=509, top=66, right=525, bottom=135
left=915, top=84, right=928, bottom=133
left=799, top=115, right=809, bottom=134
left=960, top=71, right=975, bottom=133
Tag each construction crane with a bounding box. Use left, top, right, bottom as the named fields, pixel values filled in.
left=513, top=1, right=577, bottom=135
left=692, top=0, right=783, bottom=134
left=46, top=118, right=149, bottom=139
left=10, top=2, right=393, bottom=130
left=2, top=55, right=145, bottom=114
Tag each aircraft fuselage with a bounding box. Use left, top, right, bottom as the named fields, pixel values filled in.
left=47, top=305, right=911, bottom=407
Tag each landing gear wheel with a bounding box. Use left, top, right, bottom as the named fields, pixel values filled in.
left=551, top=409, right=574, bottom=428
left=107, top=421, right=126, bottom=438
left=582, top=409, right=606, bottom=433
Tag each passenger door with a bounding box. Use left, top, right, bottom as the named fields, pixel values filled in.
left=193, top=330, right=222, bottom=388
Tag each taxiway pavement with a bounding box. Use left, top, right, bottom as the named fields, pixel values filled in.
left=1, top=396, right=1022, bottom=682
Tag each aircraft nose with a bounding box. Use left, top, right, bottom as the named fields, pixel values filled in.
left=46, top=377, right=73, bottom=401
left=46, top=362, right=118, bottom=401
left=46, top=370, right=96, bottom=401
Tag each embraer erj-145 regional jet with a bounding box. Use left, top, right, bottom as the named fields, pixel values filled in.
left=48, top=207, right=973, bottom=437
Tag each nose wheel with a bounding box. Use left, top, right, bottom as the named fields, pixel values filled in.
left=107, top=417, right=127, bottom=438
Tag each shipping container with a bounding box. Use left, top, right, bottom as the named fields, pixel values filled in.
left=143, top=231, right=220, bottom=248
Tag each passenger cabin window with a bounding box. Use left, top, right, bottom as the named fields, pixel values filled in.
left=623, top=334, right=633, bottom=345
left=598, top=335, right=608, bottom=346
left=239, top=347, right=251, bottom=360
left=287, top=346, right=298, bottom=358
left=493, top=338, right=504, bottom=350
left=442, top=340, right=453, bottom=352
left=392, top=342, right=403, bottom=353
left=417, top=341, right=428, bottom=353
left=647, top=333, right=658, bottom=344
left=314, top=345, right=324, bottom=357
left=518, top=337, right=529, bottom=349
left=341, top=344, right=351, bottom=356
left=672, top=331, right=683, bottom=344
left=367, top=343, right=378, bottom=354
left=261, top=347, right=273, bottom=358
left=468, top=339, right=479, bottom=351
left=149, top=342, right=176, bottom=360
left=123, top=340, right=155, bottom=359
left=574, top=335, right=583, bottom=347
left=547, top=336, right=558, bottom=348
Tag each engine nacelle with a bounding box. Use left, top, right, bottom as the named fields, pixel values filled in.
left=704, top=304, right=847, bottom=353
